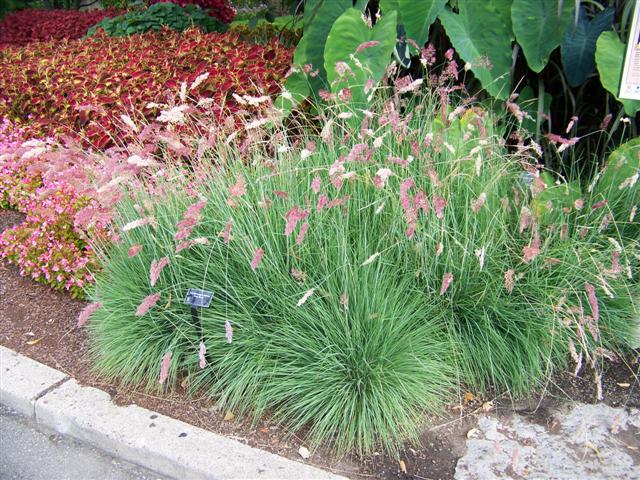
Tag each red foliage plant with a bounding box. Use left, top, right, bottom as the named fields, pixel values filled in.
left=0, top=9, right=123, bottom=47
left=147, top=0, right=236, bottom=23
left=0, top=28, right=291, bottom=147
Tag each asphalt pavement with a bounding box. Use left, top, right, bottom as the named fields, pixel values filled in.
left=0, top=404, right=169, bottom=480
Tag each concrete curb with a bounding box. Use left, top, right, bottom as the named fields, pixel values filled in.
left=0, top=346, right=346, bottom=480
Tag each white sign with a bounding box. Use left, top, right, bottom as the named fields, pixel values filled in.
left=620, top=0, right=640, bottom=100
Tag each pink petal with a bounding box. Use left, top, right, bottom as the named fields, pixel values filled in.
left=159, top=351, right=172, bottom=384
left=149, top=257, right=170, bottom=287
left=250, top=247, right=264, bottom=271
left=440, top=272, right=453, bottom=295
left=136, top=293, right=161, bottom=316
left=77, top=302, right=102, bottom=327
left=128, top=244, right=143, bottom=257
left=199, top=341, right=207, bottom=369
left=584, top=282, right=599, bottom=322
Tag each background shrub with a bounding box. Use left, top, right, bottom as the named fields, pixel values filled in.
left=88, top=3, right=228, bottom=37
left=0, top=28, right=291, bottom=145
left=148, top=0, right=236, bottom=23
left=0, top=8, right=123, bottom=46
left=229, top=21, right=300, bottom=47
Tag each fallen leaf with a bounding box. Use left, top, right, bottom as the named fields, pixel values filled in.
left=617, top=383, right=630, bottom=388
left=26, top=338, right=43, bottom=346
left=482, top=401, right=494, bottom=412
left=180, top=377, right=189, bottom=389
left=298, top=446, right=310, bottom=459
left=463, top=392, right=475, bottom=404
left=223, top=410, right=235, bottom=421
left=399, top=460, right=407, bottom=474
left=467, top=428, right=480, bottom=439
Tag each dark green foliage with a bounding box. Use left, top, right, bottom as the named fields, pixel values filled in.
left=87, top=2, right=228, bottom=37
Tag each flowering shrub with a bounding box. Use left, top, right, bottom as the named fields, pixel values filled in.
left=88, top=3, right=228, bottom=37
left=148, top=0, right=236, bottom=23
left=0, top=9, right=123, bottom=47
left=0, top=28, right=291, bottom=145
left=82, top=87, right=639, bottom=454
left=0, top=120, right=115, bottom=297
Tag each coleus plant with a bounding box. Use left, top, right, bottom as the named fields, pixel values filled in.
left=0, top=8, right=124, bottom=47
left=0, top=28, right=292, bottom=146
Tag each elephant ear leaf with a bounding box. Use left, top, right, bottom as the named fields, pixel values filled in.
left=439, top=1, right=513, bottom=100
left=324, top=8, right=397, bottom=106
left=561, top=7, right=614, bottom=87
left=595, top=31, right=640, bottom=116
left=380, top=0, right=447, bottom=48
left=512, top=0, right=574, bottom=73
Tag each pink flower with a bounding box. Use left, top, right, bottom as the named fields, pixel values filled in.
left=317, top=194, right=329, bottom=212
left=414, top=191, right=430, bottom=214
left=222, top=219, right=233, bottom=244
left=584, top=282, right=599, bottom=322
left=433, top=196, right=447, bottom=219
left=122, top=216, right=155, bottom=232
left=199, top=341, right=207, bottom=369
left=471, top=193, right=487, bottom=213
left=519, top=207, right=532, bottom=233
left=149, top=257, right=169, bottom=287
left=159, top=351, right=172, bottom=385
left=504, top=269, right=515, bottom=294
left=128, top=244, right=143, bottom=257
left=77, top=302, right=101, bottom=327
left=175, top=237, right=208, bottom=253
left=284, top=206, right=309, bottom=236
left=592, top=200, right=607, bottom=211
left=136, top=292, right=161, bottom=316
left=311, top=176, right=321, bottom=193
left=225, top=320, right=233, bottom=344
left=296, top=222, right=309, bottom=245
left=250, top=247, right=264, bottom=271
left=297, top=288, right=315, bottom=307
left=355, top=40, right=380, bottom=54
left=440, top=272, right=453, bottom=295
left=228, top=175, right=246, bottom=198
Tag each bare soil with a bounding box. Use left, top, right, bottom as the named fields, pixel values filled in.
left=1, top=208, right=638, bottom=480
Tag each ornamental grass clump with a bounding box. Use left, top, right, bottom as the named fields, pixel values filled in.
left=85, top=89, right=639, bottom=455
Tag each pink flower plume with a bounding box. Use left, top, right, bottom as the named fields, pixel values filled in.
left=584, top=282, right=599, bottom=322
left=199, top=341, right=207, bottom=369
left=440, top=272, right=453, bottom=295
left=128, top=244, right=143, bottom=257
left=504, top=269, right=515, bottom=294
left=222, top=219, right=233, bottom=244
left=136, top=292, right=161, bottom=316
left=149, top=257, right=170, bottom=287
left=250, top=248, right=264, bottom=271
left=296, top=223, right=309, bottom=245
left=228, top=175, right=246, bottom=198
left=225, top=320, right=233, bottom=344
left=159, top=351, right=172, bottom=385
left=77, top=302, right=102, bottom=327
left=311, top=176, right=322, bottom=194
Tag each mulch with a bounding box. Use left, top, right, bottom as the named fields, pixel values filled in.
left=1, top=208, right=638, bottom=480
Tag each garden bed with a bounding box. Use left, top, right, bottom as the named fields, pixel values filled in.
left=2, top=206, right=638, bottom=479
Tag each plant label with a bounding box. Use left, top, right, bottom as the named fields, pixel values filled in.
left=184, top=288, right=213, bottom=308
left=620, top=0, right=640, bottom=100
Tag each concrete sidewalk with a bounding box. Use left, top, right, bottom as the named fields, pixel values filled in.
left=0, top=404, right=168, bottom=480
left=0, top=345, right=345, bottom=480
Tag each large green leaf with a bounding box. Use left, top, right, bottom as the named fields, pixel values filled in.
left=595, top=31, right=640, bottom=116
left=380, top=0, right=447, bottom=47
left=293, top=0, right=352, bottom=91
left=439, top=1, right=513, bottom=100
left=512, top=0, right=574, bottom=73
left=324, top=8, right=398, bottom=106
left=561, top=7, right=614, bottom=87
